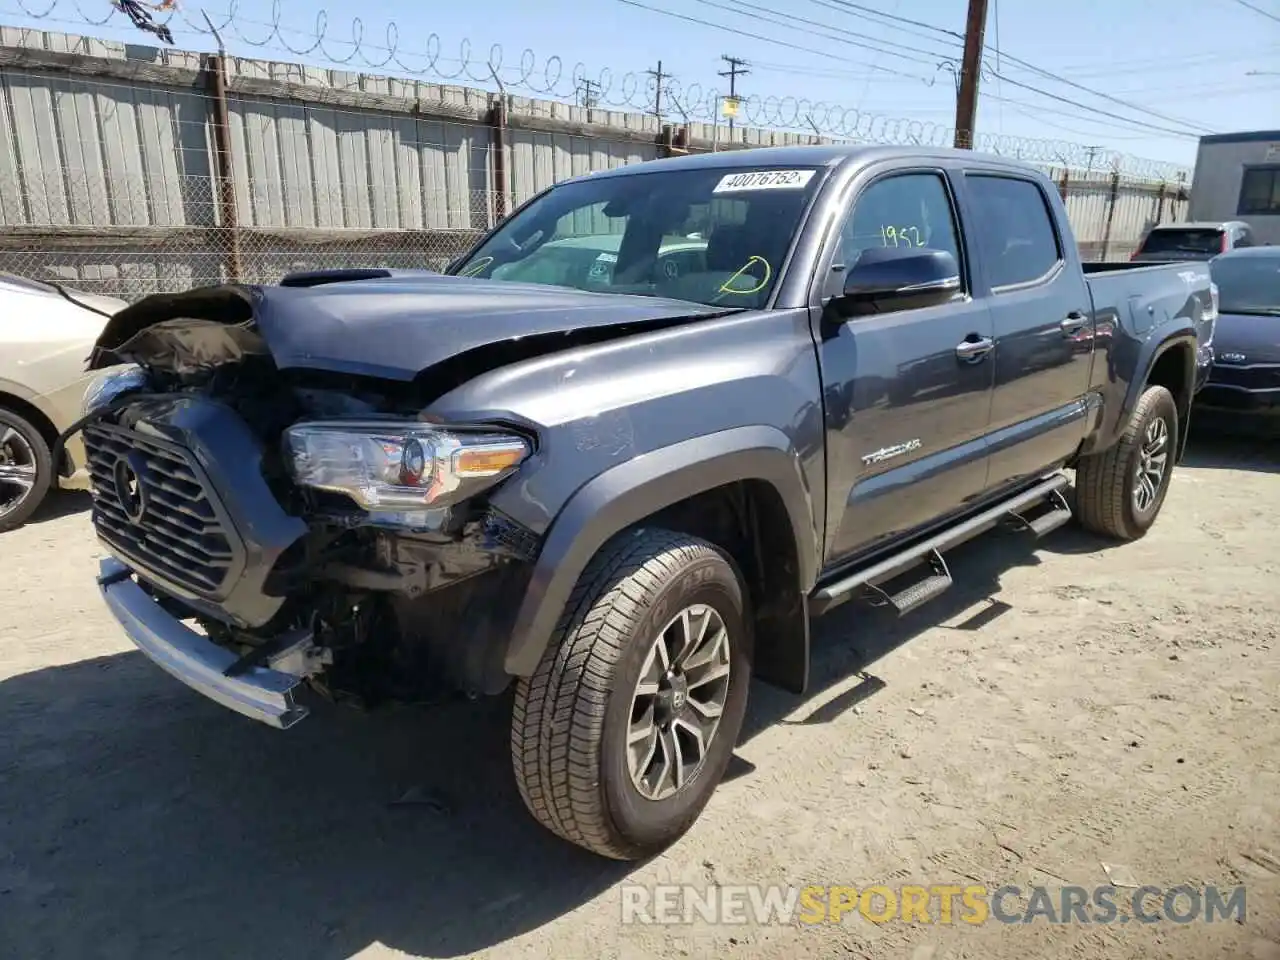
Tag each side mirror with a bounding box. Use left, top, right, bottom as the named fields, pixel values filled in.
left=836, top=246, right=961, bottom=316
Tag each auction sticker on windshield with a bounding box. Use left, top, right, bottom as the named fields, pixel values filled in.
left=713, top=170, right=816, bottom=193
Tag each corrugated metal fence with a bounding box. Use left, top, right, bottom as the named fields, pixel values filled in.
left=0, top=28, right=1189, bottom=302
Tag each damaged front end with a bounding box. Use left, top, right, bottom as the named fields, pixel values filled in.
left=74, top=283, right=550, bottom=728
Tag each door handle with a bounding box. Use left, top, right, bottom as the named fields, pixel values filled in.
left=955, top=336, right=994, bottom=362
left=956, top=336, right=994, bottom=361
left=1061, top=311, right=1088, bottom=335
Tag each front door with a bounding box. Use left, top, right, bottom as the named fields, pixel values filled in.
left=959, top=172, right=1095, bottom=490
left=816, top=168, right=996, bottom=567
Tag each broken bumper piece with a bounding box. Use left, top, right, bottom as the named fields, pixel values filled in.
left=97, top=557, right=309, bottom=729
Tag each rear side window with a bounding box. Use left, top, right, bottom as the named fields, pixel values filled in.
left=966, top=175, right=1063, bottom=289
left=1139, top=228, right=1225, bottom=255
left=1238, top=165, right=1280, bottom=216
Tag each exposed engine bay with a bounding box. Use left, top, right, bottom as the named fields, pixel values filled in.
left=70, top=275, right=730, bottom=710
left=73, top=285, right=558, bottom=709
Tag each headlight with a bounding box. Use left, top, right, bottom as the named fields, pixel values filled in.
left=81, top=365, right=148, bottom=416
left=1206, top=281, right=1219, bottom=343
left=282, top=420, right=531, bottom=512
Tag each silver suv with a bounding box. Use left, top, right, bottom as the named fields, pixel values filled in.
left=1131, top=220, right=1258, bottom=262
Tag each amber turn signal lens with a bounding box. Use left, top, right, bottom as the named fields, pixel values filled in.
left=453, top=441, right=528, bottom=477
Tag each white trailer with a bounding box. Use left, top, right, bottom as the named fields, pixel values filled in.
left=1188, top=130, right=1280, bottom=245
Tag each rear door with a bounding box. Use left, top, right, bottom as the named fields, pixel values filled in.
left=958, top=171, right=1096, bottom=491
left=812, top=165, right=996, bottom=566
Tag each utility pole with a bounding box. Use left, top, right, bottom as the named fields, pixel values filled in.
left=576, top=78, right=601, bottom=109
left=952, top=0, right=989, bottom=149
left=646, top=60, right=667, bottom=121
left=1083, top=145, right=1102, bottom=179
left=719, top=55, right=748, bottom=136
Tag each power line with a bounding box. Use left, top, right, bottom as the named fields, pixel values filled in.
left=998, top=100, right=1175, bottom=143
left=696, top=0, right=950, bottom=66
left=979, top=91, right=1197, bottom=140
left=1057, top=44, right=1280, bottom=78
left=754, top=61, right=1280, bottom=103
left=804, top=0, right=962, bottom=39
left=1229, top=0, right=1280, bottom=24
left=981, top=50, right=1215, bottom=134
left=748, top=61, right=929, bottom=81
left=987, top=70, right=1207, bottom=139
left=608, top=0, right=1209, bottom=140
left=798, top=0, right=1216, bottom=135
left=605, top=0, right=933, bottom=81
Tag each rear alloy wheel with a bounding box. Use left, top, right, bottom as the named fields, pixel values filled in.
left=511, top=528, right=752, bottom=860
left=0, top=408, right=53, bottom=533
left=1132, top=415, right=1170, bottom=517
left=1075, top=384, right=1178, bottom=540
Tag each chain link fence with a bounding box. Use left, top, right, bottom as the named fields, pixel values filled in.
left=0, top=28, right=1191, bottom=303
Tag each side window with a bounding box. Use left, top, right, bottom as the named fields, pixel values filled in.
left=966, top=175, right=1063, bottom=289
left=832, top=172, right=963, bottom=292
left=1236, top=227, right=1254, bottom=248
left=1238, top=166, right=1280, bottom=216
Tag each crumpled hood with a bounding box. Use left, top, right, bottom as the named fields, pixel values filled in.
left=89, top=273, right=729, bottom=381
left=1212, top=311, right=1280, bottom=365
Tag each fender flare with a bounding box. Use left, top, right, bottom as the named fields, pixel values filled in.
left=1088, top=328, right=1199, bottom=458
left=503, top=425, right=821, bottom=677
left=1123, top=330, right=1198, bottom=454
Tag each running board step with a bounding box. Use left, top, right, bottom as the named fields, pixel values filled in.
left=862, top=549, right=952, bottom=616
left=811, top=473, right=1072, bottom=616
left=1006, top=488, right=1073, bottom=538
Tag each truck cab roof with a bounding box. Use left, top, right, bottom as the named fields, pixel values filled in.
left=574, top=144, right=1048, bottom=183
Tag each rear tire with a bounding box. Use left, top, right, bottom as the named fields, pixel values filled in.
left=1075, top=384, right=1178, bottom=540
left=0, top=407, right=53, bottom=533
left=511, top=527, right=752, bottom=860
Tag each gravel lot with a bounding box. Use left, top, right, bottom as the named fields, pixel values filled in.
left=2, top=428, right=1278, bottom=960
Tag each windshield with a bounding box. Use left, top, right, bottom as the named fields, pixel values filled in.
left=1211, top=255, right=1280, bottom=315
left=451, top=166, right=826, bottom=308
left=1138, top=228, right=1224, bottom=256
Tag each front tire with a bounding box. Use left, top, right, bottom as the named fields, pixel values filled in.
left=511, top=528, right=752, bottom=860
left=1075, top=384, right=1178, bottom=540
left=0, top=407, right=53, bottom=533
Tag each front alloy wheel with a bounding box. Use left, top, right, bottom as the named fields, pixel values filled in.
left=627, top=603, right=732, bottom=802
left=512, top=528, right=752, bottom=860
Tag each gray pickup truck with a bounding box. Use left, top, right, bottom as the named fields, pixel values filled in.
left=68, top=145, right=1215, bottom=861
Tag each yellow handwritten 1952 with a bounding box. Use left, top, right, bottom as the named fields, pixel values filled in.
left=880, top=225, right=925, bottom=248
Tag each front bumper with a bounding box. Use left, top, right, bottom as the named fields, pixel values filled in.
left=97, top=556, right=309, bottom=729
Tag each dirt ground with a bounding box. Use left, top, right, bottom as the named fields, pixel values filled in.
left=1, top=428, right=1278, bottom=960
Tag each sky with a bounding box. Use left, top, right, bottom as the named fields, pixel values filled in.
left=2, top=0, right=1279, bottom=169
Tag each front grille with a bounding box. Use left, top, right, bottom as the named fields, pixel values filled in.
left=1210, top=363, right=1280, bottom=391
left=83, top=422, right=235, bottom=595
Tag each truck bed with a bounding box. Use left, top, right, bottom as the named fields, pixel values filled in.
left=1080, top=260, right=1189, bottom=275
